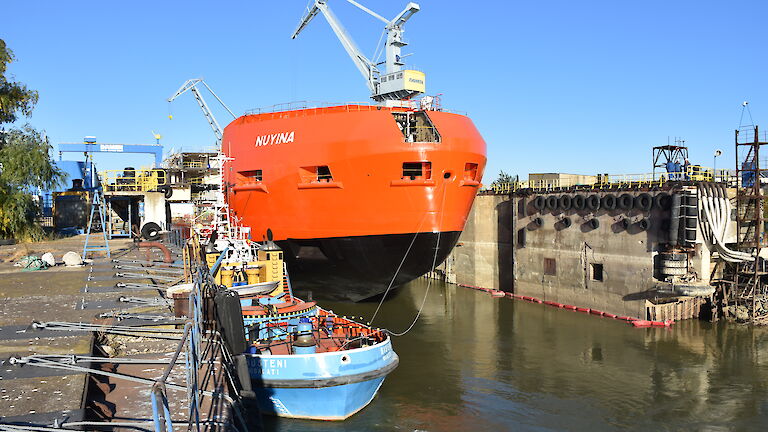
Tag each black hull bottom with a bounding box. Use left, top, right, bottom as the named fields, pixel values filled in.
left=278, top=231, right=461, bottom=302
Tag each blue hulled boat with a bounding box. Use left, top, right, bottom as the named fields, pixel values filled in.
left=240, top=315, right=398, bottom=420
left=208, top=237, right=398, bottom=420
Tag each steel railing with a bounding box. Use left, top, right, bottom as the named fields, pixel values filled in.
left=488, top=166, right=739, bottom=194
left=101, top=169, right=167, bottom=192
left=244, top=99, right=467, bottom=117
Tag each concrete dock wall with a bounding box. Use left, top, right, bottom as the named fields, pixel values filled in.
left=437, top=188, right=714, bottom=320
left=449, top=194, right=513, bottom=291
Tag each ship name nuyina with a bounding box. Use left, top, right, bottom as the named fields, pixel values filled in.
left=255, top=131, right=295, bottom=147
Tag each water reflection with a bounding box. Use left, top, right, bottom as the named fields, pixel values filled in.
left=273, top=280, right=768, bottom=431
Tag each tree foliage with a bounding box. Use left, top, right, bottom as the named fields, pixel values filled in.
left=0, top=126, right=62, bottom=190
left=0, top=40, right=63, bottom=240
left=0, top=39, right=38, bottom=124
left=0, top=126, right=64, bottom=240
left=491, top=170, right=518, bottom=188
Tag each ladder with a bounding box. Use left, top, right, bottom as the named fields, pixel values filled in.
left=83, top=190, right=111, bottom=259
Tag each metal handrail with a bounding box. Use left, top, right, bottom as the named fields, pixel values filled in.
left=488, top=167, right=740, bottom=194
left=151, top=322, right=193, bottom=432
left=101, top=169, right=167, bottom=192
left=244, top=99, right=467, bottom=117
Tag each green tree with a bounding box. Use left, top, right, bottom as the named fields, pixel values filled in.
left=0, top=40, right=38, bottom=124
left=491, top=170, right=518, bottom=188
left=0, top=39, right=63, bottom=240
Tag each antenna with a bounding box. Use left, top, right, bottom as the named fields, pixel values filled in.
left=739, top=100, right=755, bottom=128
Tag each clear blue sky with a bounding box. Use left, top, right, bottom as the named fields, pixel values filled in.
left=2, top=0, right=766, bottom=180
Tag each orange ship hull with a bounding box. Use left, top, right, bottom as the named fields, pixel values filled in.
left=223, top=104, right=486, bottom=300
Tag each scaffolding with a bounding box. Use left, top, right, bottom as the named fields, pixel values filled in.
left=734, top=125, right=768, bottom=323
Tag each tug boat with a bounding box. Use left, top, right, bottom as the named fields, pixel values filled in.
left=207, top=237, right=399, bottom=420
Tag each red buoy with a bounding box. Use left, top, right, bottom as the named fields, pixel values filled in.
left=632, top=320, right=653, bottom=328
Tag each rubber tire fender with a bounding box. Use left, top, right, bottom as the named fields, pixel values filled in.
left=661, top=260, right=688, bottom=268
left=561, top=217, right=572, bottom=228
left=214, top=290, right=248, bottom=355
left=558, top=195, right=573, bottom=211
left=619, top=218, right=630, bottom=229
left=545, top=195, right=559, bottom=211
left=572, top=195, right=586, bottom=210
left=586, top=195, right=601, bottom=211
left=662, top=252, right=688, bottom=261
left=587, top=218, right=600, bottom=229
left=618, top=193, right=634, bottom=210
left=601, top=194, right=617, bottom=210
left=160, top=185, right=173, bottom=199
left=636, top=218, right=650, bottom=231
left=661, top=267, right=687, bottom=276
left=635, top=193, right=652, bottom=211
left=655, top=192, right=672, bottom=210
left=141, top=222, right=162, bottom=241
left=528, top=217, right=543, bottom=230
left=533, top=196, right=546, bottom=211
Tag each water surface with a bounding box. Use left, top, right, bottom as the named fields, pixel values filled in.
left=267, top=279, right=768, bottom=431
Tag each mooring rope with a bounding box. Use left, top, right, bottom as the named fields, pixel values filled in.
left=370, top=178, right=449, bottom=336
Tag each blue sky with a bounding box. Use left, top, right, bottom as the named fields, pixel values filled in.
left=2, top=0, right=766, bottom=181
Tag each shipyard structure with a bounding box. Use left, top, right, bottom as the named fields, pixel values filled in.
left=431, top=126, right=768, bottom=324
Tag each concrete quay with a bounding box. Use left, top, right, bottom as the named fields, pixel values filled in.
left=0, top=236, right=246, bottom=431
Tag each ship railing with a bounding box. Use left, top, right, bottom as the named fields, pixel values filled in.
left=244, top=99, right=467, bottom=117
left=100, top=169, right=167, bottom=192
left=488, top=168, right=738, bottom=194
left=253, top=314, right=387, bottom=351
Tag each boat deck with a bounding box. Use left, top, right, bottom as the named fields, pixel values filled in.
left=253, top=328, right=384, bottom=355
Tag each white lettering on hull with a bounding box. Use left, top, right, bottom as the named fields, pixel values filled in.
left=255, top=131, right=295, bottom=147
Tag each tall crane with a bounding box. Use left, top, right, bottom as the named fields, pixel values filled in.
left=167, top=79, right=236, bottom=145
left=291, top=0, right=425, bottom=102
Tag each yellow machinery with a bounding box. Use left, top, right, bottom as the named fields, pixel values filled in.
left=101, top=169, right=167, bottom=192
left=206, top=245, right=285, bottom=296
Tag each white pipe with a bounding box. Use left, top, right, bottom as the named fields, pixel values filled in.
left=697, top=185, right=752, bottom=262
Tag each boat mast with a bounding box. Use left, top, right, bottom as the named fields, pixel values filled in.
left=291, top=0, right=425, bottom=102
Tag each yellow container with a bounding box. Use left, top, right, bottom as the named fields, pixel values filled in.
left=206, top=252, right=222, bottom=284
left=220, top=268, right=234, bottom=288
left=245, top=262, right=261, bottom=284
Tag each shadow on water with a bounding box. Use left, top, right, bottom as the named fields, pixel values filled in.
left=262, top=278, right=768, bottom=432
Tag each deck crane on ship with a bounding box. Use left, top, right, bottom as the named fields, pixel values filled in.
left=292, top=0, right=425, bottom=103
